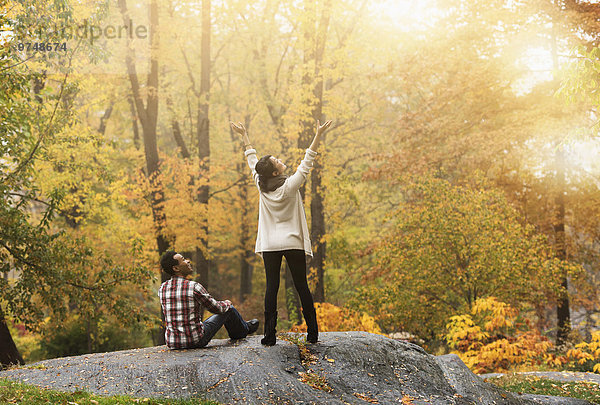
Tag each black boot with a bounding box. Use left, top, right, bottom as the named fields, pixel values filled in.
left=303, top=308, right=318, bottom=344
left=261, top=311, right=277, bottom=346
left=247, top=319, right=260, bottom=335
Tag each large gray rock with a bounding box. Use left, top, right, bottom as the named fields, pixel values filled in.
left=0, top=332, right=592, bottom=404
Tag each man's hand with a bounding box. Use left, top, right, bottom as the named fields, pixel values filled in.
left=230, top=121, right=247, bottom=136
left=223, top=299, right=232, bottom=306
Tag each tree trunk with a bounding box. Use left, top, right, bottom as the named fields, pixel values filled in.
left=239, top=179, right=253, bottom=302
left=297, top=0, right=317, bottom=201
left=550, top=20, right=570, bottom=346
left=240, top=116, right=253, bottom=302
left=119, top=0, right=168, bottom=345
left=167, top=97, right=190, bottom=159
left=310, top=159, right=326, bottom=302
left=128, top=95, right=141, bottom=150
left=98, top=103, right=114, bottom=136
left=0, top=306, right=24, bottom=368
left=298, top=0, right=330, bottom=302
left=554, top=146, right=570, bottom=345
left=86, top=317, right=93, bottom=354
left=32, top=70, right=46, bottom=105
left=196, top=0, right=211, bottom=288
left=119, top=0, right=168, bottom=259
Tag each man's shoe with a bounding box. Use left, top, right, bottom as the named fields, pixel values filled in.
left=247, top=319, right=260, bottom=335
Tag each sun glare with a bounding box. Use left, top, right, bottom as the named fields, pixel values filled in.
left=521, top=46, right=554, bottom=72
left=511, top=46, right=556, bottom=96
left=531, top=139, right=600, bottom=184
left=370, top=0, right=441, bottom=31
left=565, top=139, right=600, bottom=178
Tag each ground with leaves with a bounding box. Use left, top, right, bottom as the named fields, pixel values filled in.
left=0, top=379, right=218, bottom=405
left=485, top=374, right=600, bottom=404
left=0, top=332, right=593, bottom=404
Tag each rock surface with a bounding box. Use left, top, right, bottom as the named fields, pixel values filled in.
left=0, top=332, right=592, bottom=404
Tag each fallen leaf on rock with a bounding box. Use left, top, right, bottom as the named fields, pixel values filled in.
left=400, top=395, right=415, bottom=404
left=353, top=392, right=378, bottom=403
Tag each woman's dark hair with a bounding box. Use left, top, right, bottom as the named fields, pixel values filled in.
left=255, top=155, right=276, bottom=192
left=160, top=250, right=178, bottom=275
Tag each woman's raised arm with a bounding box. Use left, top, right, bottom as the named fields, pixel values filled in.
left=231, top=121, right=259, bottom=185
left=284, top=119, right=333, bottom=195
left=308, top=119, right=332, bottom=152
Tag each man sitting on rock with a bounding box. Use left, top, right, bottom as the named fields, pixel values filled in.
left=158, top=251, right=259, bottom=349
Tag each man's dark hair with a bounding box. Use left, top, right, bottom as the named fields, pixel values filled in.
left=160, top=250, right=178, bottom=275
left=255, top=155, right=276, bottom=192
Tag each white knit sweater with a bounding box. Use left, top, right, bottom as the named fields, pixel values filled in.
left=245, top=148, right=317, bottom=257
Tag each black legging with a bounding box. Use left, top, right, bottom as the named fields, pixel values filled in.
left=262, top=249, right=315, bottom=314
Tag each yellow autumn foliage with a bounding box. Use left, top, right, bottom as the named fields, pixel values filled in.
left=289, top=302, right=383, bottom=335
left=445, top=297, right=555, bottom=373
left=564, top=331, right=600, bottom=372
left=447, top=299, right=600, bottom=374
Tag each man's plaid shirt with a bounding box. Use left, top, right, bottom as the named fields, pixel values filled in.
left=158, top=275, right=231, bottom=349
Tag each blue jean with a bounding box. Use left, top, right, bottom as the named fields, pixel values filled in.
left=195, top=306, right=250, bottom=348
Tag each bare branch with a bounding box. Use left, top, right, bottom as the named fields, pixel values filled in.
left=118, top=0, right=149, bottom=125
left=180, top=46, right=198, bottom=96
left=208, top=177, right=248, bottom=199
left=0, top=55, right=36, bottom=72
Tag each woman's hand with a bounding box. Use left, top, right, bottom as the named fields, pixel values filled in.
left=230, top=121, right=252, bottom=149
left=230, top=121, right=247, bottom=136
left=316, top=119, right=333, bottom=135
left=309, top=119, right=333, bottom=151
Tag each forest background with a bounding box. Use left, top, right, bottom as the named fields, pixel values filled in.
left=2, top=0, right=600, bottom=374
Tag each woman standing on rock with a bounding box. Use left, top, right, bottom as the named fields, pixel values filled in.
left=231, top=119, right=332, bottom=346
